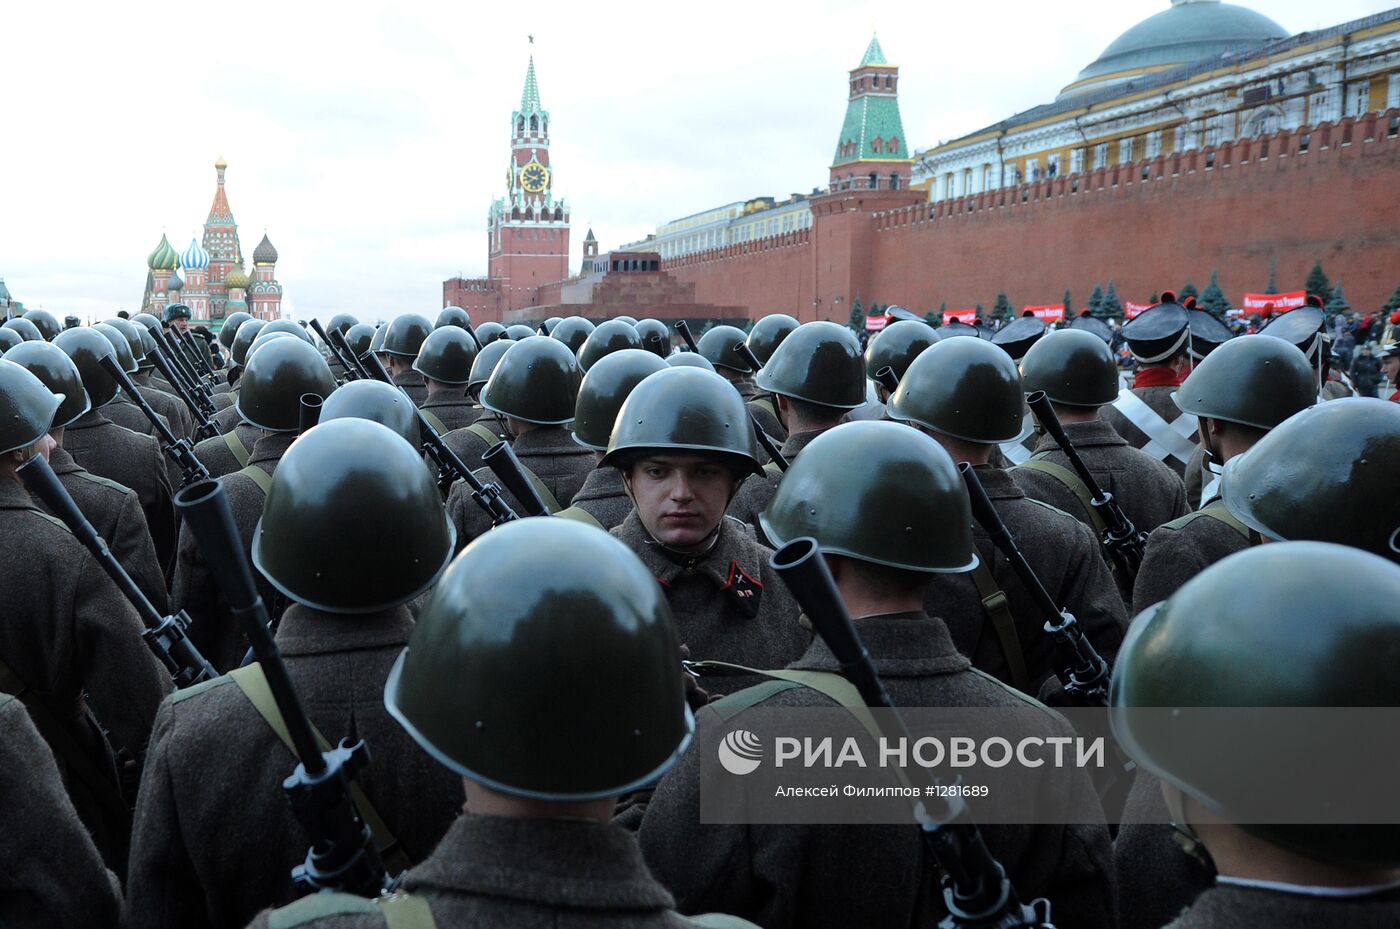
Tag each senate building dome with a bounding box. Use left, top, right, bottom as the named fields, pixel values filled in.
left=1059, top=0, right=1289, bottom=100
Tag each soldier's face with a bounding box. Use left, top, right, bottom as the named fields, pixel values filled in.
left=1383, top=357, right=1399, bottom=384
left=626, top=454, right=736, bottom=549
left=172, top=318, right=188, bottom=332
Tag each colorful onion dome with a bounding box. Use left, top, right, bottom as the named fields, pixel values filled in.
left=253, top=233, right=279, bottom=265
left=147, top=233, right=179, bottom=271
left=167, top=271, right=185, bottom=291
left=224, top=267, right=251, bottom=290
left=181, top=237, right=210, bottom=270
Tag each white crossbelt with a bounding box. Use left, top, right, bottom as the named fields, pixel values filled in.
left=999, top=410, right=1036, bottom=465
left=1200, top=460, right=1223, bottom=505
left=1112, top=388, right=1198, bottom=464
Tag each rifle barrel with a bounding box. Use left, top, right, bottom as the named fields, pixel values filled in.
left=482, top=442, right=550, bottom=516
left=751, top=415, right=788, bottom=472
left=675, top=320, right=699, bottom=352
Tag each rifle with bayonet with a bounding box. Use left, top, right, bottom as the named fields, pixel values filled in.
left=146, top=343, right=221, bottom=440
left=309, top=319, right=360, bottom=382
left=751, top=414, right=788, bottom=472
left=769, top=537, right=1055, bottom=929
left=172, top=326, right=217, bottom=385
left=360, top=351, right=520, bottom=526
left=325, top=327, right=373, bottom=381
left=18, top=455, right=216, bottom=689
left=152, top=327, right=218, bottom=415
left=1025, top=391, right=1146, bottom=579
left=100, top=354, right=211, bottom=486
left=174, top=479, right=399, bottom=896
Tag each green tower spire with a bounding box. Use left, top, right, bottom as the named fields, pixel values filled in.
left=832, top=36, right=908, bottom=168
left=520, top=55, right=542, bottom=116
left=861, top=35, right=887, bottom=66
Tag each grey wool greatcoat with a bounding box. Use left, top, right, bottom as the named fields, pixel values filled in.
left=391, top=368, right=428, bottom=404
left=123, top=605, right=464, bottom=929
left=557, top=464, right=634, bottom=530
left=1163, top=884, right=1400, bottom=928
left=633, top=613, right=1116, bottom=929
left=1130, top=502, right=1252, bottom=615
left=102, top=395, right=188, bottom=492
left=923, top=464, right=1126, bottom=694
left=133, top=370, right=197, bottom=440
left=417, top=393, right=480, bottom=433
left=0, top=479, right=172, bottom=873
left=212, top=400, right=243, bottom=434
left=247, top=815, right=761, bottom=929
left=726, top=429, right=828, bottom=532
left=441, top=412, right=511, bottom=474
left=43, top=444, right=169, bottom=614
left=0, top=694, right=122, bottom=929
left=192, top=423, right=266, bottom=479
left=445, top=425, right=595, bottom=551
left=611, top=512, right=808, bottom=696
left=1100, top=382, right=1195, bottom=478
left=733, top=378, right=787, bottom=443
left=172, top=432, right=296, bottom=672
left=1114, top=771, right=1215, bottom=929
left=62, top=407, right=179, bottom=570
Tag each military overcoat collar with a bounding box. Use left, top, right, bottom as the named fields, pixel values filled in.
left=779, top=429, right=826, bottom=459
left=65, top=409, right=112, bottom=431
left=46, top=445, right=83, bottom=475
left=248, top=431, right=297, bottom=467
left=971, top=463, right=1026, bottom=501
left=789, top=611, right=971, bottom=678
left=273, top=604, right=415, bottom=657
left=570, top=464, right=626, bottom=503
left=1031, top=419, right=1128, bottom=454
left=618, top=510, right=764, bottom=593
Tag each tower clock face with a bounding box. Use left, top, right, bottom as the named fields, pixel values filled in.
left=520, top=162, right=550, bottom=193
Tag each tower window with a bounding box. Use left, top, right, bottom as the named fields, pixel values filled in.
left=517, top=117, right=524, bottom=133
left=530, top=115, right=539, bottom=131
left=884, top=76, right=893, bottom=89
left=888, top=136, right=899, bottom=153
left=872, top=137, right=884, bottom=154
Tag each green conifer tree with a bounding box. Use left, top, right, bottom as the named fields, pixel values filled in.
left=1201, top=270, right=1230, bottom=315
left=1099, top=280, right=1123, bottom=318
left=1180, top=281, right=1199, bottom=301
left=1088, top=285, right=1104, bottom=315
left=847, top=298, right=864, bottom=333
left=1305, top=260, right=1333, bottom=304
left=1063, top=289, right=1073, bottom=315
left=1325, top=283, right=1351, bottom=317
left=992, top=293, right=1014, bottom=321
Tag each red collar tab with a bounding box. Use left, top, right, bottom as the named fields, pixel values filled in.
left=1133, top=366, right=1182, bottom=389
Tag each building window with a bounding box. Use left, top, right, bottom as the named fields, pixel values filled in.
left=1146, top=130, right=1162, bottom=158
left=1025, top=157, right=1038, bottom=181
left=872, top=137, right=884, bottom=154
left=884, top=75, right=892, bottom=89
left=1093, top=143, right=1108, bottom=169
left=888, top=136, right=899, bottom=153
left=1070, top=148, right=1085, bottom=174
left=890, top=173, right=900, bottom=190
left=1046, top=154, right=1059, bottom=177
left=1350, top=82, right=1371, bottom=116
left=1119, top=137, right=1134, bottom=163
left=1389, top=74, right=1400, bottom=110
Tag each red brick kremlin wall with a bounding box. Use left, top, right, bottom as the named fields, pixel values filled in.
left=666, top=112, right=1400, bottom=320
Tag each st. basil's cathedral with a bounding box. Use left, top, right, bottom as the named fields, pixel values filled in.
left=140, top=158, right=283, bottom=331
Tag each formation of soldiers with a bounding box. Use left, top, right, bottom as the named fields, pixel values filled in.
left=1, top=294, right=1398, bottom=929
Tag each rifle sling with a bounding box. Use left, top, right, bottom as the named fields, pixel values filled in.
left=1161, top=500, right=1251, bottom=540
left=418, top=409, right=448, bottom=437
left=554, top=505, right=603, bottom=529
left=222, top=429, right=252, bottom=467
left=228, top=664, right=411, bottom=876
left=1015, top=457, right=1108, bottom=537
left=465, top=422, right=503, bottom=447
left=234, top=464, right=273, bottom=495
left=968, top=559, right=1032, bottom=693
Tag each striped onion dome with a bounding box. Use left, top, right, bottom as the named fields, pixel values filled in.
left=147, top=233, right=179, bottom=271
left=168, top=271, right=185, bottom=291
left=224, top=267, right=251, bottom=290
left=253, top=233, right=279, bottom=265
left=181, top=237, right=210, bottom=270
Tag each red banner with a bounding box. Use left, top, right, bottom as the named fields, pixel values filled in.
left=1241, top=291, right=1307, bottom=315
left=1124, top=301, right=1154, bottom=319
left=942, top=309, right=977, bottom=324
left=1022, top=304, right=1065, bottom=323
left=864, top=315, right=888, bottom=332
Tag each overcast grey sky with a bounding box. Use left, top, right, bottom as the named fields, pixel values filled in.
left=2, top=0, right=1389, bottom=321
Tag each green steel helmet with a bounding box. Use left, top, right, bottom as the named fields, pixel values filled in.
left=666, top=351, right=715, bottom=371
left=466, top=338, right=513, bottom=395
left=601, top=367, right=762, bottom=475
left=503, top=324, right=536, bottom=341
left=0, top=360, right=63, bottom=454
left=247, top=329, right=299, bottom=360
left=319, top=379, right=421, bottom=449
left=327, top=313, right=359, bottom=337
left=1221, top=398, right=1400, bottom=563
left=0, top=328, right=24, bottom=354
left=384, top=517, right=693, bottom=800
left=481, top=336, right=581, bottom=426
left=614, top=315, right=638, bottom=327
left=746, top=314, right=800, bottom=366
left=230, top=318, right=269, bottom=366
left=101, top=317, right=148, bottom=365
left=540, top=316, right=564, bottom=335
left=343, top=322, right=377, bottom=358
left=1111, top=542, right=1400, bottom=868
left=413, top=326, right=479, bottom=386
left=93, top=323, right=139, bottom=375
left=549, top=317, right=595, bottom=355
left=473, top=321, right=507, bottom=345
left=1, top=341, right=89, bottom=429
left=22, top=310, right=62, bottom=342
left=1020, top=328, right=1120, bottom=407
left=235, top=337, right=336, bottom=433
left=218, top=312, right=254, bottom=349
left=754, top=320, right=866, bottom=409
left=253, top=419, right=451, bottom=613
left=259, top=318, right=314, bottom=345
left=368, top=321, right=388, bottom=354
left=163, top=303, right=192, bottom=323
left=578, top=319, right=643, bottom=371
left=132, top=313, right=162, bottom=335
left=2, top=318, right=44, bottom=343
left=633, top=318, right=671, bottom=358
left=864, top=319, right=939, bottom=384
left=1172, top=335, right=1315, bottom=430
left=760, top=420, right=978, bottom=573
left=697, top=325, right=753, bottom=374
left=572, top=349, right=668, bottom=452
left=54, top=327, right=120, bottom=408
left=134, top=325, right=159, bottom=364
left=888, top=336, right=1026, bottom=443
left=434, top=306, right=470, bottom=330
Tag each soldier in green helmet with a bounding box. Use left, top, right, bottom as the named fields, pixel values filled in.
left=0, top=327, right=24, bottom=353
left=439, top=338, right=515, bottom=471
left=172, top=338, right=336, bottom=670
left=636, top=419, right=1113, bottom=929
left=745, top=312, right=798, bottom=366
left=5, top=340, right=168, bottom=614
left=2, top=317, right=44, bottom=343
left=211, top=329, right=302, bottom=431
left=603, top=366, right=805, bottom=696
left=412, top=326, right=480, bottom=432
left=1220, top=397, right=1400, bottom=564
left=557, top=348, right=667, bottom=529
left=698, top=322, right=787, bottom=443
left=864, top=317, right=938, bottom=404
left=549, top=315, right=596, bottom=355
left=54, top=327, right=179, bottom=570
left=444, top=337, right=592, bottom=548
left=1131, top=335, right=1317, bottom=612
left=21, top=308, right=62, bottom=342
left=0, top=359, right=171, bottom=874
left=634, top=318, right=672, bottom=358
left=578, top=318, right=642, bottom=371
left=1016, top=329, right=1187, bottom=567
left=434, top=305, right=470, bottom=330
left=248, top=518, right=759, bottom=929
left=887, top=337, right=1125, bottom=695
left=90, top=323, right=179, bottom=458
left=380, top=313, right=433, bottom=403
left=193, top=322, right=268, bottom=474
left=126, top=419, right=463, bottom=929
left=1112, top=543, right=1400, bottom=929
left=106, top=316, right=196, bottom=440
